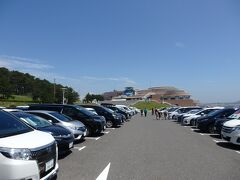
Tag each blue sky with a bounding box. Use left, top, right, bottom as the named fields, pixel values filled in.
left=0, top=0, right=240, bottom=103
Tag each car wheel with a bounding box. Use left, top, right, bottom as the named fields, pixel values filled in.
left=208, top=125, right=215, bottom=134
left=190, top=119, right=194, bottom=126
left=85, top=126, right=91, bottom=136
left=106, top=120, right=113, bottom=128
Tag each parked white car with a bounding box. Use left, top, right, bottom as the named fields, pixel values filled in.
left=221, top=116, right=240, bottom=145
left=0, top=110, right=59, bottom=180
left=182, top=107, right=224, bottom=125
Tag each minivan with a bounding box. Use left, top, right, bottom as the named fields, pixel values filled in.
left=0, top=110, right=58, bottom=180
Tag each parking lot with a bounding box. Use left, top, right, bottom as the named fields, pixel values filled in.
left=57, top=113, right=240, bottom=180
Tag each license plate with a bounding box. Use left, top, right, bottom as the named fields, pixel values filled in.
left=69, top=142, right=73, bottom=149
left=84, top=131, right=87, bottom=136
left=104, top=126, right=106, bottom=130
left=45, top=159, right=54, bottom=172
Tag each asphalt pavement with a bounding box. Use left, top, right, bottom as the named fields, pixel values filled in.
left=57, top=113, right=240, bottom=180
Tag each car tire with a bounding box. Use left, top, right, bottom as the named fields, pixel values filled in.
left=190, top=119, right=194, bottom=126
left=208, top=125, right=215, bottom=134
left=85, top=126, right=91, bottom=136
left=106, top=120, right=113, bottom=128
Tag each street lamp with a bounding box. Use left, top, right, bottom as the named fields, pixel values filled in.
left=61, top=88, right=67, bottom=104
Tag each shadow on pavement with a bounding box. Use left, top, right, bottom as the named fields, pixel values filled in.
left=58, top=150, right=72, bottom=160
left=210, top=134, right=221, bottom=139
left=216, top=142, right=240, bottom=151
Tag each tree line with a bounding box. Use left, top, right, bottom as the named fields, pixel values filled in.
left=0, top=67, right=79, bottom=104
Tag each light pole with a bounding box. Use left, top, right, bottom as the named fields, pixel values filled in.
left=61, top=88, right=67, bottom=104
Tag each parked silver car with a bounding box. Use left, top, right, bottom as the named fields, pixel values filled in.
left=26, top=110, right=87, bottom=141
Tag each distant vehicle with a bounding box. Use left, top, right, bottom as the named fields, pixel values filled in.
left=173, top=107, right=202, bottom=121
left=26, top=110, right=87, bottom=141
left=115, top=105, right=135, bottom=116
left=81, top=104, right=122, bottom=128
left=221, top=119, right=240, bottom=145
left=214, top=109, right=240, bottom=134
left=182, top=107, right=224, bottom=126
left=12, top=112, right=74, bottom=153
left=28, top=104, right=106, bottom=136
left=196, top=108, right=236, bottom=133
left=177, top=108, right=203, bottom=123
left=16, top=105, right=29, bottom=110
left=101, top=104, right=131, bottom=120
left=0, top=110, right=58, bottom=180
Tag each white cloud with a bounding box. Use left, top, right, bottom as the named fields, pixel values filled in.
left=175, top=42, right=185, bottom=48
left=0, top=55, right=54, bottom=70
left=83, top=76, right=136, bottom=84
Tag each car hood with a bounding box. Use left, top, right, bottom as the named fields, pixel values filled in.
left=223, top=119, right=240, bottom=128
left=38, top=124, right=71, bottom=136
left=0, top=130, right=55, bottom=149
left=69, top=120, right=85, bottom=127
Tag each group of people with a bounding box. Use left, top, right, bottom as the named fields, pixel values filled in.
left=140, top=107, right=168, bottom=120
left=140, top=108, right=148, bottom=117
left=152, top=108, right=168, bottom=120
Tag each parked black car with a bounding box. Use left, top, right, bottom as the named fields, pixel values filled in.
left=101, top=104, right=131, bottom=120
left=28, top=104, right=106, bottom=136
left=80, top=104, right=122, bottom=128
left=214, top=109, right=240, bottom=134
left=12, top=112, right=74, bottom=153
left=196, top=108, right=236, bottom=133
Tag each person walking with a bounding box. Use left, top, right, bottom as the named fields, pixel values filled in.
left=164, top=111, right=168, bottom=120
left=140, top=109, right=143, bottom=116
left=151, top=108, right=154, bottom=115
left=155, top=108, right=159, bottom=120
left=144, top=108, right=147, bottom=117
left=158, top=110, right=162, bottom=120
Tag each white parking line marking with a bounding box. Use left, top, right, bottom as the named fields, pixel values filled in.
left=85, top=137, right=100, bottom=140
left=213, top=139, right=227, bottom=143
left=96, top=162, right=111, bottom=180
left=78, top=146, right=86, bottom=151
left=106, top=128, right=115, bottom=130
left=235, top=151, right=240, bottom=154
left=199, top=133, right=219, bottom=136
left=103, top=131, right=110, bottom=134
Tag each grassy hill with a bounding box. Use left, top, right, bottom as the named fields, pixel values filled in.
left=132, top=101, right=169, bottom=110
left=0, top=95, right=34, bottom=108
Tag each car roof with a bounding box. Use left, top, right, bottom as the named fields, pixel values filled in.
left=26, top=110, right=57, bottom=114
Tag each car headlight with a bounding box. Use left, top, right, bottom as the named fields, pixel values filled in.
left=69, top=126, right=78, bottom=130
left=0, top=147, right=32, bottom=160
left=232, top=126, right=240, bottom=132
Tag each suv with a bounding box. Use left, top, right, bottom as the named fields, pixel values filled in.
left=196, top=108, right=236, bottom=133
left=0, top=110, right=58, bottom=180
left=29, top=104, right=106, bottom=136
left=81, top=104, right=122, bottom=128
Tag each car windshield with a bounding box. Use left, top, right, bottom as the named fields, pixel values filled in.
left=49, top=112, right=73, bottom=122
left=188, top=109, right=201, bottom=114
left=207, top=109, right=224, bottom=117
left=76, top=106, right=96, bottom=116
left=228, top=110, right=240, bottom=119
left=102, top=106, right=115, bottom=113
left=0, top=111, right=33, bottom=138
left=13, top=113, right=52, bottom=128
